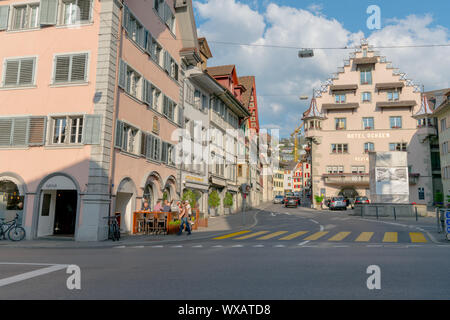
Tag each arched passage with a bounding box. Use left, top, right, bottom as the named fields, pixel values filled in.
left=115, top=177, right=137, bottom=234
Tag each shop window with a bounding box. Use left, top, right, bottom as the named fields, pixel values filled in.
left=0, top=180, right=24, bottom=219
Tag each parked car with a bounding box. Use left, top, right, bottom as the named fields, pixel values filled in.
left=273, top=195, right=284, bottom=204
left=354, top=196, right=370, bottom=205
left=329, top=197, right=347, bottom=210
left=284, top=196, right=299, bottom=208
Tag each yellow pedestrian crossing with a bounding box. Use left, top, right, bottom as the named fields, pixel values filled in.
left=257, top=231, right=289, bottom=240
left=328, top=232, right=351, bottom=241
left=382, top=232, right=398, bottom=242
left=355, top=232, right=374, bottom=242
left=213, top=230, right=251, bottom=240
left=409, top=232, right=427, bottom=243
left=235, top=231, right=270, bottom=240
left=304, top=231, right=329, bottom=241
left=279, top=231, right=309, bottom=240
left=213, top=230, right=428, bottom=244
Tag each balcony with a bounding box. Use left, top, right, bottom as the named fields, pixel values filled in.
left=416, top=124, right=437, bottom=137
left=323, top=173, right=369, bottom=186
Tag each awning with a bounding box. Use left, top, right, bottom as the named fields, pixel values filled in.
left=353, top=57, right=378, bottom=65
left=322, top=103, right=359, bottom=111
left=375, top=82, right=405, bottom=90
left=210, top=176, right=226, bottom=187
left=184, top=181, right=209, bottom=191
left=330, top=84, right=358, bottom=92
left=376, top=100, right=416, bottom=109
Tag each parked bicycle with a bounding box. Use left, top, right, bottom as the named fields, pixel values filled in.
left=104, top=214, right=121, bottom=241
left=0, top=214, right=26, bottom=241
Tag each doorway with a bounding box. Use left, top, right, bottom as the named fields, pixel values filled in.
left=53, top=190, right=77, bottom=235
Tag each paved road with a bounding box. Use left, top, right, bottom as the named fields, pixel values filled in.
left=0, top=204, right=449, bottom=300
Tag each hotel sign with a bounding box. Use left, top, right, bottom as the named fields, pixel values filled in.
left=347, top=132, right=390, bottom=139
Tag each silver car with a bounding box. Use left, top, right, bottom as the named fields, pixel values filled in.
left=329, top=197, right=347, bottom=210
left=273, top=195, right=284, bottom=204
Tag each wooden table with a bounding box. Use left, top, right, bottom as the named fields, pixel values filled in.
left=132, top=211, right=173, bottom=234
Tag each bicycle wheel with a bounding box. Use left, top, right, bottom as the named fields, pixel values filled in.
left=9, top=226, right=26, bottom=241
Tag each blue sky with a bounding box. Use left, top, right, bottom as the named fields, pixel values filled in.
left=193, top=0, right=450, bottom=137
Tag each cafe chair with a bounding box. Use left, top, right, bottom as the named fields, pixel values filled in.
left=156, top=213, right=167, bottom=235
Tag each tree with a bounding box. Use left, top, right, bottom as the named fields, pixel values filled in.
left=182, top=189, right=197, bottom=208
left=314, top=195, right=324, bottom=205
left=224, top=192, right=233, bottom=208
left=208, top=190, right=220, bottom=208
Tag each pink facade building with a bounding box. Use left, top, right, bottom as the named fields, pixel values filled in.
left=0, top=0, right=195, bottom=240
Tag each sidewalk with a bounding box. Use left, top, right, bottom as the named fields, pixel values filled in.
left=0, top=203, right=272, bottom=249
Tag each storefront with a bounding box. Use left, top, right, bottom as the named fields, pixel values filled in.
left=182, top=173, right=209, bottom=215
left=0, top=176, right=25, bottom=223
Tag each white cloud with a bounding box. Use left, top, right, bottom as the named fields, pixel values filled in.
left=194, top=1, right=450, bottom=137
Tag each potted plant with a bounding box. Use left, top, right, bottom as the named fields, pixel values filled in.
left=168, top=220, right=180, bottom=234
left=208, top=190, right=220, bottom=216
left=314, top=195, right=324, bottom=209
left=223, top=192, right=233, bottom=215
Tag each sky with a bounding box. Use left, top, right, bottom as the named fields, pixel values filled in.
left=192, top=0, right=450, bottom=137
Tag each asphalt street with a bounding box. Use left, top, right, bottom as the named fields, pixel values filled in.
left=0, top=204, right=449, bottom=300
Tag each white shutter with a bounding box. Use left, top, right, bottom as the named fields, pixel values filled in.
left=70, top=54, right=87, bottom=82
left=40, top=0, right=58, bottom=25
left=146, top=134, right=153, bottom=159
left=4, top=60, right=19, bottom=86
left=83, top=114, right=102, bottom=145
left=0, top=119, right=13, bottom=146
left=178, top=105, right=184, bottom=126
left=118, top=59, right=126, bottom=89
left=18, top=58, right=35, bottom=85
left=0, top=6, right=10, bottom=31
left=122, top=5, right=129, bottom=33
left=114, top=120, right=124, bottom=149
left=11, top=118, right=29, bottom=146
left=54, top=56, right=71, bottom=83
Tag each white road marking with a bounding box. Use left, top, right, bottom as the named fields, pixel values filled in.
left=114, top=246, right=126, bottom=249
left=298, top=241, right=310, bottom=246
left=367, top=245, right=383, bottom=248
left=192, top=245, right=203, bottom=248
left=171, top=245, right=183, bottom=248
left=310, top=219, right=319, bottom=224
left=274, top=245, right=285, bottom=248
left=151, top=245, right=164, bottom=248
left=212, top=245, right=223, bottom=248
left=253, top=245, right=264, bottom=247
left=319, top=225, right=325, bottom=232
left=132, top=246, right=144, bottom=248
left=0, top=264, right=68, bottom=288
left=333, top=245, right=349, bottom=248
left=232, top=245, right=244, bottom=248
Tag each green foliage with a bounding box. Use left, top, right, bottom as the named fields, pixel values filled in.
left=209, top=190, right=220, bottom=208
left=223, top=192, right=233, bottom=208
left=435, top=192, right=444, bottom=203
left=162, top=191, right=168, bottom=201
left=182, top=189, right=197, bottom=208
left=168, top=220, right=180, bottom=226
left=314, top=195, right=324, bottom=204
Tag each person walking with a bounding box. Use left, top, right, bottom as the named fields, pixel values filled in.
left=177, top=201, right=191, bottom=236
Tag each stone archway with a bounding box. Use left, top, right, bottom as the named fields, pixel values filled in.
left=338, top=187, right=359, bottom=199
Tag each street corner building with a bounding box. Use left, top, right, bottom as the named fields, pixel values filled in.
left=302, top=40, right=437, bottom=208
left=0, top=0, right=270, bottom=241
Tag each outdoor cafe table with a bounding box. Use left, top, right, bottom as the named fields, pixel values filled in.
left=132, top=211, right=173, bottom=234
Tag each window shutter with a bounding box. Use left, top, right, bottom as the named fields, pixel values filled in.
left=146, top=134, right=153, bottom=159
left=54, top=56, right=70, bottom=83
left=178, top=105, right=184, bottom=126
left=71, top=54, right=87, bottom=82
left=140, top=132, right=147, bottom=157
left=11, top=118, right=29, bottom=146
left=4, top=60, right=19, bottom=86
left=40, top=0, right=59, bottom=25
left=146, top=32, right=153, bottom=56
left=163, top=51, right=170, bottom=73
left=28, top=116, right=47, bottom=146
left=118, top=59, right=126, bottom=89
left=114, top=120, right=124, bottom=149
left=163, top=95, right=168, bottom=116
left=0, top=6, right=10, bottom=31
left=154, top=137, right=160, bottom=161
left=83, top=114, right=102, bottom=145
left=142, top=79, right=148, bottom=104
left=147, top=82, right=153, bottom=107
left=18, top=58, right=35, bottom=85
left=161, top=142, right=168, bottom=164
left=122, top=5, right=129, bottom=33
left=0, top=119, right=12, bottom=146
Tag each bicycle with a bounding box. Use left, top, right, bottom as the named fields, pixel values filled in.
left=0, top=214, right=26, bottom=241
left=104, top=214, right=121, bottom=241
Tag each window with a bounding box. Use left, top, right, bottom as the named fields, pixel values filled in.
left=185, top=83, right=194, bottom=105
left=364, top=142, right=374, bottom=153
left=331, top=144, right=348, bottom=153
left=442, top=142, right=449, bottom=155
left=194, top=89, right=201, bottom=109
left=387, top=91, right=399, bottom=101
left=61, top=0, right=92, bottom=25
left=418, top=187, right=425, bottom=200
left=53, top=53, right=88, bottom=83
left=363, top=117, right=374, bottom=130
left=335, top=118, right=346, bottom=130
left=360, top=67, right=372, bottom=85
left=335, top=94, right=346, bottom=104
left=163, top=95, right=176, bottom=121
left=201, top=94, right=208, bottom=112
left=125, top=66, right=141, bottom=98
left=11, top=4, right=40, bottom=30
left=122, top=124, right=138, bottom=153
left=390, top=116, right=402, bottom=129
left=153, top=0, right=175, bottom=33
left=351, top=166, right=365, bottom=173
left=362, top=92, right=371, bottom=102
left=389, top=142, right=407, bottom=151
left=326, top=166, right=344, bottom=174
left=2, top=57, right=36, bottom=87
left=51, top=116, right=83, bottom=144
left=441, top=118, right=447, bottom=132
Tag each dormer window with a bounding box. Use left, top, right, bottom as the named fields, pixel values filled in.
left=360, top=67, right=372, bottom=85
left=335, top=94, right=346, bottom=104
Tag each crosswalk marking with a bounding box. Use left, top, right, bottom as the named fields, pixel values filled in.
left=304, top=231, right=329, bottom=241
left=382, top=232, right=398, bottom=242
left=257, top=231, right=289, bottom=240
left=355, top=232, right=374, bottom=242
left=279, top=231, right=309, bottom=240
left=213, top=230, right=251, bottom=240
left=328, top=232, right=351, bottom=241
left=235, top=231, right=270, bottom=240
left=409, top=232, right=427, bottom=243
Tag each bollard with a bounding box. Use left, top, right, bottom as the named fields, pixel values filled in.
left=415, top=206, right=418, bottom=221
left=376, top=206, right=379, bottom=220
left=436, top=208, right=441, bottom=233
left=393, top=207, right=397, bottom=220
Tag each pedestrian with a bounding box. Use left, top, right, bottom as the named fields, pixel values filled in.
left=161, top=199, right=171, bottom=212
left=177, top=201, right=191, bottom=236
left=142, top=201, right=151, bottom=212
left=153, top=200, right=162, bottom=212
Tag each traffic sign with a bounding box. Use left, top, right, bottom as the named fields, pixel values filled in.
left=446, top=211, right=450, bottom=219
left=447, top=227, right=450, bottom=233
